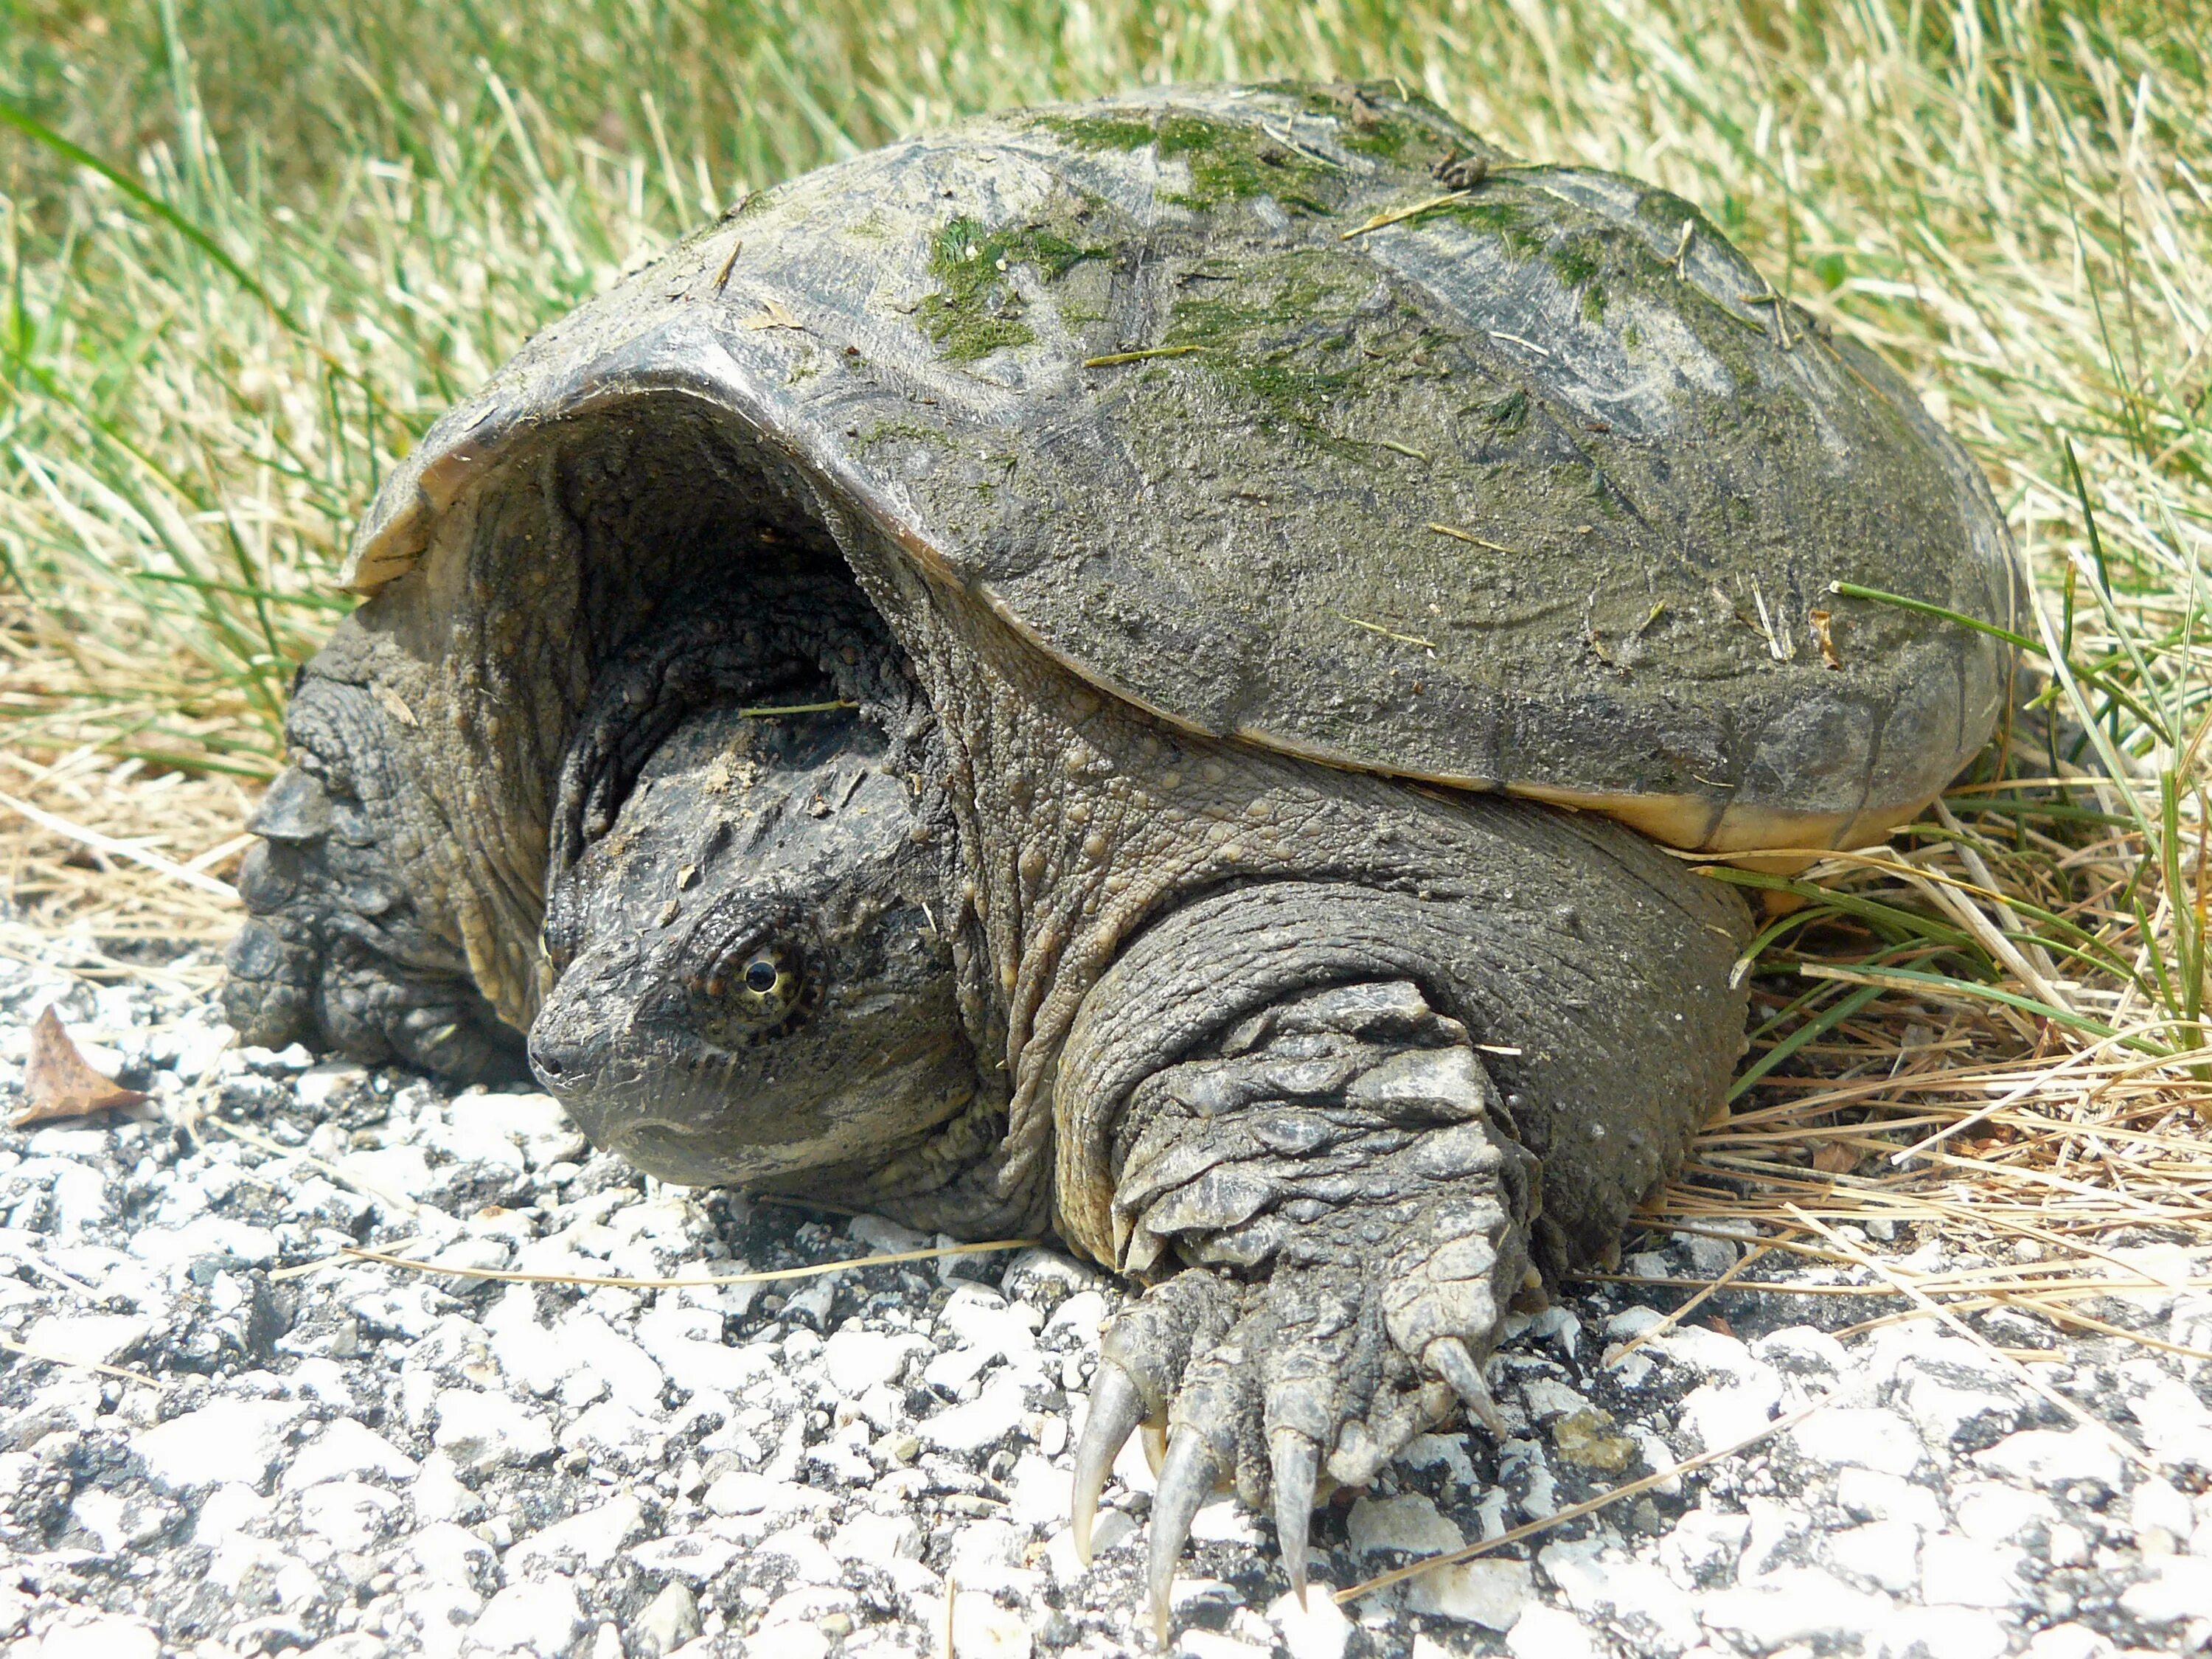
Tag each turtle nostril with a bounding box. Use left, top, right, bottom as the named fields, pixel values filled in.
left=526, top=1030, right=572, bottom=1083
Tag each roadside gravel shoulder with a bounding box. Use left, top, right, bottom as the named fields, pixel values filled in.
left=1, top=950, right=2208, bottom=1659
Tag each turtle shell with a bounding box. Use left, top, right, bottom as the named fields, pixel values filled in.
left=346, top=83, right=2017, bottom=860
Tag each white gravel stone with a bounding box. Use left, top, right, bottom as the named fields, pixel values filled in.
left=1834, top=1467, right=1944, bottom=1531
left=1750, top=1325, right=1848, bottom=1376
left=627, top=1531, right=742, bottom=1582
left=431, top=1386, right=554, bottom=1472
left=833, top=1510, right=924, bottom=1562
left=1504, top=1602, right=1597, bottom=1659
left=1347, top=1492, right=1463, bottom=1557
left=2120, top=1557, right=2212, bottom=1624
left=1677, top=1374, right=1781, bottom=1453
left=1788, top=1405, right=1923, bottom=1475
left=1917, top=1531, right=2031, bottom=1610
left=637, top=1582, right=701, bottom=1657
left=1952, top=1479, right=2056, bottom=1544
left=703, top=1470, right=820, bottom=1519
left=1826, top=1520, right=1920, bottom=1592
left=1406, top=1557, right=1534, bottom=1628
left=295, top=1061, right=367, bottom=1107
left=2132, top=1376, right=2212, bottom=1468
left=1646, top=1324, right=1769, bottom=1384
left=19, top=1311, right=150, bottom=1366
left=918, top=1373, right=1028, bottom=1455
left=282, top=1417, right=418, bottom=1490
left=466, top=1573, right=585, bottom=1655
left=2023, top=1622, right=2122, bottom=1659
left=820, top=1325, right=927, bottom=1394
left=560, top=1310, right=665, bottom=1411
left=1697, top=1565, right=1891, bottom=1646
left=2046, top=1520, right=2093, bottom=1567
left=459, top=1091, right=589, bottom=1169
left=1267, top=1583, right=1351, bottom=1659
left=507, top=1494, right=646, bottom=1576
left=298, top=1479, right=403, bottom=1551
left=1663, top=1505, right=1750, bottom=1584
left=28, top=1615, right=161, bottom=1659
left=133, top=1398, right=304, bottom=1490
left=1540, top=1537, right=1700, bottom=1649
left=1882, top=1604, right=2013, bottom=1659
left=1974, top=1427, right=2126, bottom=1490
left=1896, top=1370, right=2019, bottom=1446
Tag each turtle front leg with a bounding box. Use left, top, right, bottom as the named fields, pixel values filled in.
left=1067, top=978, right=1539, bottom=1639
left=223, top=680, right=521, bottom=1081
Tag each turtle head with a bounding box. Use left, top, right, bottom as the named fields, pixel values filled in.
left=527, top=701, right=975, bottom=1189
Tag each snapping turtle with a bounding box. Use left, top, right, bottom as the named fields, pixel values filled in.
left=224, top=84, right=2015, bottom=1630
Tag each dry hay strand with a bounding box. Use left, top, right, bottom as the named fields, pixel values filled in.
left=0, top=741, right=248, bottom=991
left=1629, top=751, right=2212, bottom=1368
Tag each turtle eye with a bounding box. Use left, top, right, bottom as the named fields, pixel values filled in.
left=700, top=939, right=805, bottom=1032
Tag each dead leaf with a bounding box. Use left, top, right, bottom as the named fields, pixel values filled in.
left=740, top=298, right=804, bottom=331
left=1809, top=607, right=1843, bottom=670
left=16, top=1006, right=147, bottom=1127
left=1812, top=1140, right=1860, bottom=1175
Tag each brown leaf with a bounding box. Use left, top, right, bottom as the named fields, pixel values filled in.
left=15, top=1006, right=147, bottom=1127
left=1809, top=607, right=1843, bottom=670
left=1812, top=1140, right=1860, bottom=1175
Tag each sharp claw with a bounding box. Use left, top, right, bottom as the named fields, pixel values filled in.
left=1148, top=1427, right=1222, bottom=1647
left=1072, top=1362, right=1146, bottom=1564
left=1427, top=1336, right=1506, bottom=1436
left=1268, top=1429, right=1320, bottom=1607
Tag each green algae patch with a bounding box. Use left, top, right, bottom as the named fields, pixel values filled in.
left=917, top=215, right=1107, bottom=364
left=1425, top=192, right=1551, bottom=260
left=853, top=420, right=955, bottom=453
left=1031, top=111, right=1159, bottom=153
left=1030, top=104, right=1350, bottom=214
left=1157, top=113, right=1340, bottom=212
left=1147, top=245, right=1465, bottom=460
left=1159, top=248, right=1373, bottom=437
left=1256, top=80, right=1470, bottom=164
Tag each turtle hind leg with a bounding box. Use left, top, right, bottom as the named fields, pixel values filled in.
left=1068, top=980, right=1539, bottom=1641
left=223, top=687, right=522, bottom=1083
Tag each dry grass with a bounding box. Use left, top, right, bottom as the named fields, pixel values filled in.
left=1, top=1, right=2209, bottom=1363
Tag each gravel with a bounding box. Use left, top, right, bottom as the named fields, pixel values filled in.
left=0, top=942, right=2208, bottom=1659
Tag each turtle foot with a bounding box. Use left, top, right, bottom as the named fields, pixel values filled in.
left=1070, top=978, right=1544, bottom=1644
left=1075, top=1242, right=1528, bottom=1644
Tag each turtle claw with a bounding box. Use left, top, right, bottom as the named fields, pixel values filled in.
left=1426, top=1335, right=1506, bottom=1436
left=1072, top=1360, right=1147, bottom=1563
left=1149, top=1427, right=1225, bottom=1646
left=1267, top=1430, right=1321, bottom=1606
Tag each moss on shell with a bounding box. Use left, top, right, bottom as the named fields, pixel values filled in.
left=1027, top=108, right=1343, bottom=213
left=917, top=215, right=1106, bottom=364
left=1255, top=80, right=1473, bottom=165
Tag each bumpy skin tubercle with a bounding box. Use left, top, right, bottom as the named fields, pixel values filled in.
left=224, top=675, right=523, bottom=1081
left=1054, top=869, right=1747, bottom=1637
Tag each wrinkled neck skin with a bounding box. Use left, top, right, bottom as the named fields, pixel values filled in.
left=860, top=560, right=1633, bottom=1245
